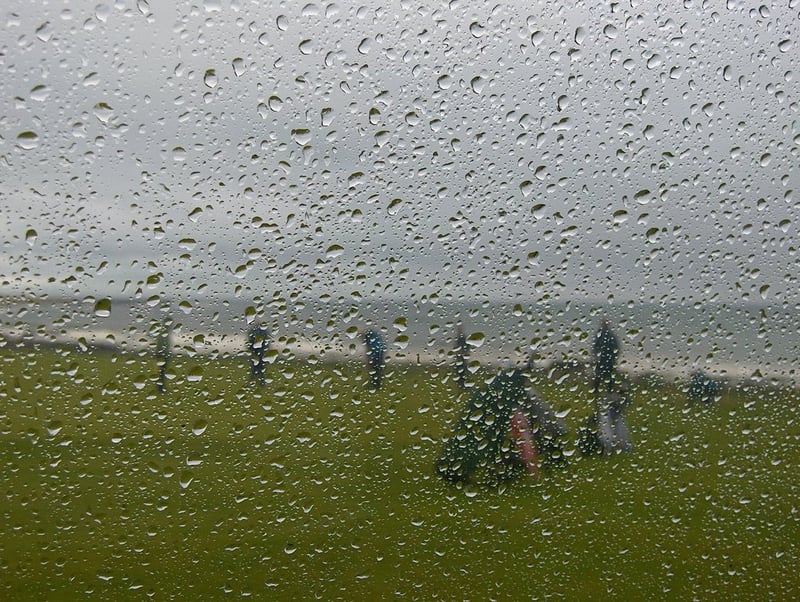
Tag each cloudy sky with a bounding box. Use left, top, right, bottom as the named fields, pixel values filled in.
left=2, top=0, right=799, bottom=305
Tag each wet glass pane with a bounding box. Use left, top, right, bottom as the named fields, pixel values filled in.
left=2, top=1, right=799, bottom=598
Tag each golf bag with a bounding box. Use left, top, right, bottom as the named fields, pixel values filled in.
left=579, top=391, right=632, bottom=456
left=436, top=370, right=569, bottom=484
left=436, top=370, right=527, bottom=484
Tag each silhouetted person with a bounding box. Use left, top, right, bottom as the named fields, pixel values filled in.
left=593, top=318, right=620, bottom=393
left=454, top=327, right=469, bottom=389
left=688, top=370, right=721, bottom=403
left=247, top=322, right=270, bottom=385
left=155, top=319, right=172, bottom=393
left=525, top=388, right=569, bottom=468
left=364, top=329, right=386, bottom=389
left=525, top=352, right=536, bottom=372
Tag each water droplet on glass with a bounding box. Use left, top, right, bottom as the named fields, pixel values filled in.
left=179, top=471, right=194, bottom=489
left=268, top=95, right=283, bottom=112
left=94, top=298, right=112, bottom=318
left=603, top=24, right=617, bottom=39
left=437, top=75, right=452, bottom=90
left=722, top=65, right=732, bottom=81
left=759, top=153, right=772, bottom=167
left=778, top=39, right=792, bottom=53
left=574, top=26, right=585, bottom=45
left=520, top=180, right=533, bottom=197
left=276, top=15, right=288, bottom=31
left=291, top=129, right=311, bottom=145
left=232, top=57, right=245, bottom=77
left=320, top=107, right=333, bottom=125
left=467, top=332, right=485, bottom=348
left=469, top=22, right=485, bottom=38
left=470, top=76, right=485, bottom=94
left=25, top=229, right=37, bottom=245
left=35, top=21, right=52, bottom=42
left=634, top=189, right=651, bottom=204
left=357, top=38, right=371, bottom=54
left=30, top=85, right=50, bottom=102
left=83, top=72, right=100, bottom=87
left=172, top=147, right=186, bottom=162
left=93, top=102, right=113, bottom=123
left=375, top=130, right=390, bottom=147
left=325, top=244, right=344, bottom=259
left=95, top=4, right=110, bottom=22
left=203, top=69, right=218, bottom=88
left=192, top=419, right=208, bottom=435
left=646, top=54, right=663, bottom=69
left=369, top=107, right=381, bottom=125
left=17, top=131, right=39, bottom=150
left=204, top=0, right=221, bottom=12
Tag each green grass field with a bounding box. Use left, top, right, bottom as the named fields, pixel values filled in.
left=1, top=346, right=798, bottom=600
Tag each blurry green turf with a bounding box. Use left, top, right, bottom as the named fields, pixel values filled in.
left=0, top=345, right=798, bottom=600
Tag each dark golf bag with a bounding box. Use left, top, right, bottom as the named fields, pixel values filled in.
left=436, top=370, right=527, bottom=484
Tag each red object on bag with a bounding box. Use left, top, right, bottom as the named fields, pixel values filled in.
left=511, top=409, right=539, bottom=478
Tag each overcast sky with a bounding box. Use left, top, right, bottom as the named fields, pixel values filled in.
left=2, top=0, right=799, bottom=306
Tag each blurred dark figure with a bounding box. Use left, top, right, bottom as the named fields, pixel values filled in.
left=688, top=370, right=721, bottom=403
left=247, top=322, right=271, bottom=385
left=525, top=351, right=536, bottom=372
left=364, top=329, right=386, bottom=389
left=525, top=389, right=569, bottom=468
left=596, top=390, right=632, bottom=454
left=593, top=318, right=620, bottom=393
left=155, top=319, right=172, bottom=394
left=579, top=389, right=633, bottom=456
left=454, top=327, right=469, bottom=389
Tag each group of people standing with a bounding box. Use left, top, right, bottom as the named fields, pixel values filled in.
left=246, top=316, right=632, bottom=485
left=161, top=312, right=632, bottom=485
left=438, top=318, right=632, bottom=485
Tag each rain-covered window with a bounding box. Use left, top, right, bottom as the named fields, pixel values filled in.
left=2, top=1, right=799, bottom=598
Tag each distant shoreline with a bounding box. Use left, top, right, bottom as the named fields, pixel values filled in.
left=2, top=328, right=795, bottom=390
